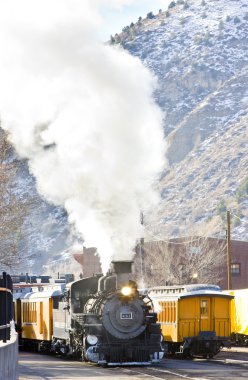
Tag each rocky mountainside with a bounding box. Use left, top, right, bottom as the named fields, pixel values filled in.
left=13, top=159, right=72, bottom=274
left=5, top=0, right=248, bottom=275
left=112, top=0, right=248, bottom=240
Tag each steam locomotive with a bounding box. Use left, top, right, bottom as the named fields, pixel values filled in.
left=14, top=261, right=163, bottom=365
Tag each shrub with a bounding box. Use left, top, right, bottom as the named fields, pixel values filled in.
left=235, top=177, right=248, bottom=203
left=233, top=16, right=241, bottom=24
left=201, top=0, right=206, bottom=5
left=168, top=1, right=176, bottom=8
left=122, top=26, right=130, bottom=33
left=194, top=32, right=211, bottom=45
left=206, top=215, right=212, bottom=223
left=183, top=2, right=189, bottom=9
left=226, top=15, right=231, bottom=22
left=147, top=11, right=155, bottom=19
left=218, top=20, right=224, bottom=30
left=180, top=16, right=186, bottom=25
left=217, top=199, right=227, bottom=216
left=114, top=33, right=120, bottom=43
left=165, top=11, right=170, bottom=17
left=233, top=213, right=241, bottom=227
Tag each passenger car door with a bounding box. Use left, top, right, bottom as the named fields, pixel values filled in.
left=200, top=298, right=211, bottom=331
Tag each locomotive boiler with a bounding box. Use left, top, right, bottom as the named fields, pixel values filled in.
left=51, top=260, right=163, bottom=365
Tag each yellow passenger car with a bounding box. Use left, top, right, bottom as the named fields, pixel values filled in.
left=14, top=288, right=63, bottom=351
left=148, top=284, right=233, bottom=358
left=225, top=288, right=248, bottom=345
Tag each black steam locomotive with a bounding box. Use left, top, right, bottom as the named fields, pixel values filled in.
left=15, top=260, right=163, bottom=365
left=52, top=260, right=163, bottom=365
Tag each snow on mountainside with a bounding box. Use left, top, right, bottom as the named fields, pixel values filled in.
left=6, top=0, right=248, bottom=275
left=112, top=0, right=248, bottom=240
left=13, top=159, right=72, bottom=274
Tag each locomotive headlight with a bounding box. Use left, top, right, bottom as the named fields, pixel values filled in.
left=86, top=335, right=98, bottom=345
left=121, top=286, right=132, bottom=296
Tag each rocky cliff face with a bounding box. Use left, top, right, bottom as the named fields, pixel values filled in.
left=113, top=0, right=248, bottom=240
left=13, top=159, right=72, bottom=274
left=8, top=0, right=248, bottom=274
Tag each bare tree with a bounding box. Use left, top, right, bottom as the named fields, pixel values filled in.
left=133, top=236, right=226, bottom=287
left=0, top=129, right=30, bottom=269
left=133, top=240, right=170, bottom=287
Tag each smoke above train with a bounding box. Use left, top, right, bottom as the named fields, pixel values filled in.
left=0, top=0, right=166, bottom=272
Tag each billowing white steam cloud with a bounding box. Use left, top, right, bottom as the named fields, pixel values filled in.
left=0, top=0, right=165, bottom=272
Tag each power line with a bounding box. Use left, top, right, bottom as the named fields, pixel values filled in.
left=143, top=235, right=227, bottom=246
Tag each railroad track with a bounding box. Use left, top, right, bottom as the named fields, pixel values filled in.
left=103, top=355, right=248, bottom=380
left=18, top=352, right=248, bottom=380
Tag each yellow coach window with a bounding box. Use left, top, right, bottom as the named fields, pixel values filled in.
left=200, top=300, right=208, bottom=315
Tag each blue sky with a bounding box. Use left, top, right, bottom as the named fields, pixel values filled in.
left=99, top=0, right=171, bottom=41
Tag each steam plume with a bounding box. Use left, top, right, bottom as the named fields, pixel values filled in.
left=0, top=0, right=165, bottom=272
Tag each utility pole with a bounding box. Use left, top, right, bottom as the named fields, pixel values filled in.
left=226, top=210, right=232, bottom=290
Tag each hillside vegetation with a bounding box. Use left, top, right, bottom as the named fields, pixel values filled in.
left=112, top=0, right=248, bottom=240
left=2, top=0, right=248, bottom=274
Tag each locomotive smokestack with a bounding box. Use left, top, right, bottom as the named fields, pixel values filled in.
left=111, top=260, right=133, bottom=289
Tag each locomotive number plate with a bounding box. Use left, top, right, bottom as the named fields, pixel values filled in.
left=120, top=313, right=132, bottom=319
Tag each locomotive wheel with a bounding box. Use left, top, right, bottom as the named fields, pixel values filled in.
left=82, top=350, right=88, bottom=362
left=82, top=344, right=89, bottom=362
left=183, top=348, right=193, bottom=359
left=203, top=353, right=213, bottom=359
